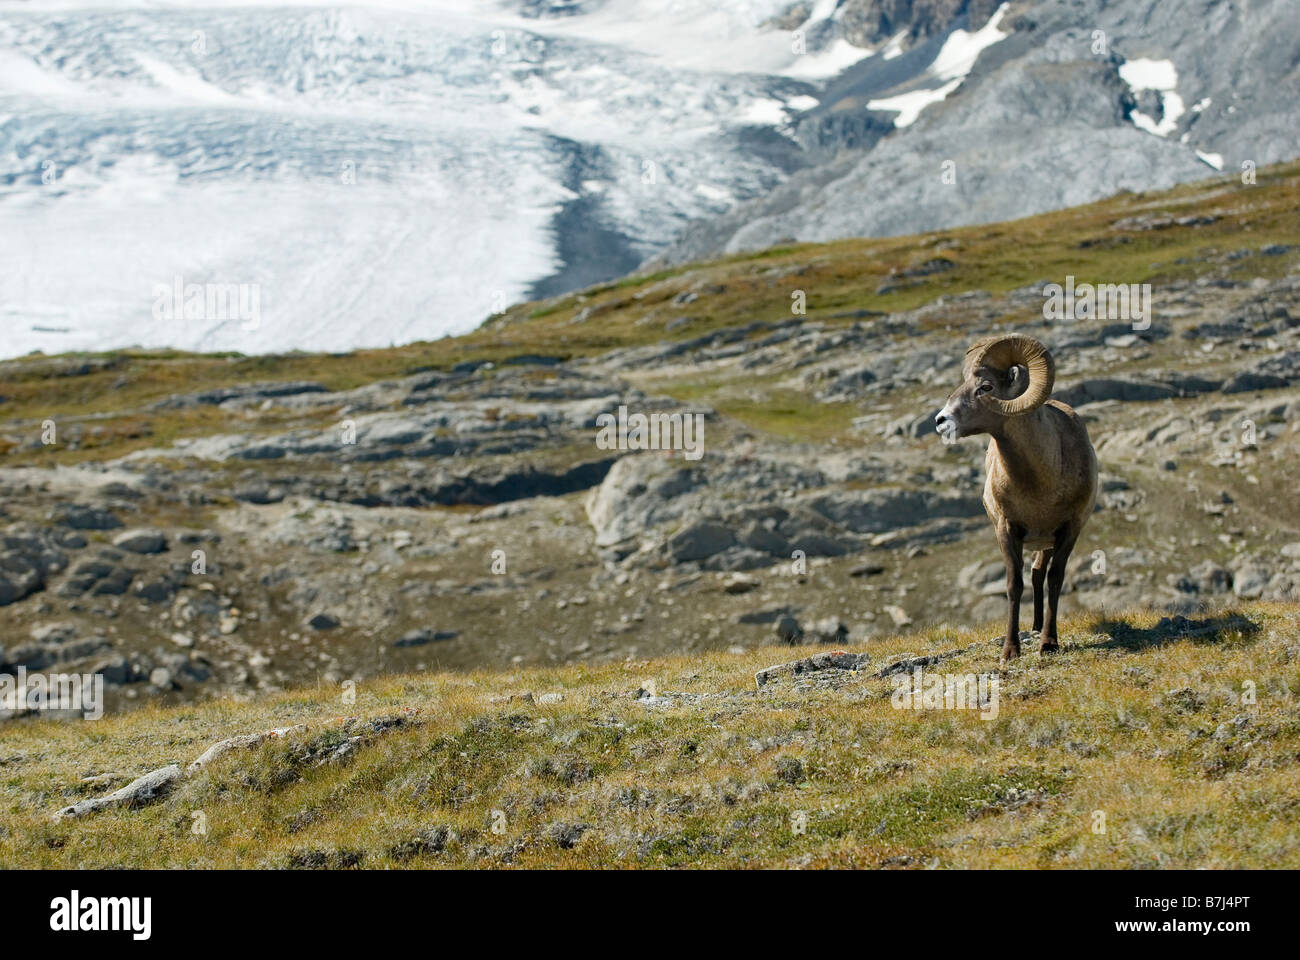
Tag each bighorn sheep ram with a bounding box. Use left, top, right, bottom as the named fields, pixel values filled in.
left=934, top=334, right=1098, bottom=664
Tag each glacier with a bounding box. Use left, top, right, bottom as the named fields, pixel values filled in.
left=0, top=0, right=863, bottom=358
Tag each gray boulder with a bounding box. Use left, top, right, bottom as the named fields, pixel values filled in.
left=1220, top=372, right=1291, bottom=394
left=959, top=559, right=1006, bottom=595
left=30, top=622, right=77, bottom=644
left=53, top=764, right=184, bottom=820
left=51, top=504, right=122, bottom=531
left=1187, top=560, right=1233, bottom=594
left=668, top=521, right=735, bottom=562
left=1232, top=564, right=1271, bottom=599
left=804, top=488, right=983, bottom=534
left=307, top=612, right=340, bottom=631
left=0, top=526, right=69, bottom=606
left=393, top=628, right=459, bottom=647
left=807, top=617, right=850, bottom=645
left=59, top=557, right=135, bottom=597
left=112, top=528, right=168, bottom=554
left=1053, top=378, right=1178, bottom=407
left=774, top=615, right=804, bottom=645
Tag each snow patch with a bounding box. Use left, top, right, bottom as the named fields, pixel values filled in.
left=695, top=183, right=732, bottom=202
left=867, top=78, right=962, bottom=128
left=782, top=37, right=874, bottom=79
left=929, top=3, right=1010, bottom=81
left=1118, top=57, right=1178, bottom=91
left=1196, top=150, right=1224, bottom=171
left=740, top=98, right=790, bottom=126
left=867, top=3, right=1008, bottom=128
left=807, top=0, right=839, bottom=23
left=1119, top=57, right=1185, bottom=138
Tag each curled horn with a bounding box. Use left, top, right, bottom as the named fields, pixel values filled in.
left=968, top=334, right=1055, bottom=416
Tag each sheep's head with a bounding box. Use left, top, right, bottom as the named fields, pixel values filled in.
left=935, top=334, right=1055, bottom=439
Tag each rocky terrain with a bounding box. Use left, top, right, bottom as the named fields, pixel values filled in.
left=2, top=161, right=1299, bottom=718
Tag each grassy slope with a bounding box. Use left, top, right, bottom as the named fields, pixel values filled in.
left=2, top=603, right=1297, bottom=869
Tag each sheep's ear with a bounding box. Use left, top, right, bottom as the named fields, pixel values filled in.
left=1006, top=364, right=1026, bottom=394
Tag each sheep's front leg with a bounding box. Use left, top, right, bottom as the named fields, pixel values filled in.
left=998, top=526, right=1025, bottom=665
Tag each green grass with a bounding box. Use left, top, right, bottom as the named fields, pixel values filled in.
left=3, top=603, right=1297, bottom=869
left=708, top=388, right=862, bottom=443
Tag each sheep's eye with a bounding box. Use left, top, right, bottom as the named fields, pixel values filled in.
left=976, top=381, right=993, bottom=395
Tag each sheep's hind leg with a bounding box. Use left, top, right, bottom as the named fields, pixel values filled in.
left=998, top=528, right=1026, bottom=665
left=1031, top=550, right=1051, bottom=634
left=1041, top=532, right=1077, bottom=654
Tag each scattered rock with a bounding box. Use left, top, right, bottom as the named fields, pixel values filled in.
left=723, top=573, right=761, bottom=595
left=51, top=504, right=122, bottom=531
left=58, top=557, right=134, bottom=598
left=393, top=628, right=459, bottom=647
left=307, top=613, right=340, bottom=631
left=186, top=725, right=307, bottom=774
left=774, top=614, right=804, bottom=645
left=30, top=622, right=77, bottom=645
left=733, top=605, right=800, bottom=625
left=876, top=647, right=966, bottom=679
left=0, top=526, right=69, bottom=606
left=1232, top=564, right=1271, bottom=599
left=807, top=617, right=849, bottom=645
left=389, top=826, right=451, bottom=861
left=883, top=605, right=913, bottom=628
left=1188, top=560, right=1233, bottom=594
left=669, top=521, right=736, bottom=563
left=548, top=821, right=589, bottom=849
left=52, top=765, right=183, bottom=820
left=755, top=649, right=870, bottom=687
left=111, top=528, right=168, bottom=555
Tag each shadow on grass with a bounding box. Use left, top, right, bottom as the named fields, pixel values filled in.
left=1081, top=611, right=1260, bottom=653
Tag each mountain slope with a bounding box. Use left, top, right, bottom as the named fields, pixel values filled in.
left=657, top=0, right=1300, bottom=264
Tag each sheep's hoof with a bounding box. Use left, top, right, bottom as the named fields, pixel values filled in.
left=1040, top=639, right=1060, bottom=655
left=1000, top=644, right=1020, bottom=666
